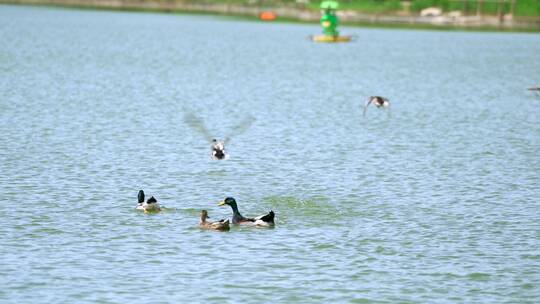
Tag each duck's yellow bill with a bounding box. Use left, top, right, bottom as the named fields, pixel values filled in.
left=218, top=201, right=225, bottom=206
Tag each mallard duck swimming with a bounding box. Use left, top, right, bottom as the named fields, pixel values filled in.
left=218, top=197, right=275, bottom=226
left=199, top=210, right=230, bottom=231
left=363, top=96, right=390, bottom=117
left=136, top=190, right=162, bottom=213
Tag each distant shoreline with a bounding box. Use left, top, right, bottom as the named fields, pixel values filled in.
left=2, top=0, right=540, bottom=32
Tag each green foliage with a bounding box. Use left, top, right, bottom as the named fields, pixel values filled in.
left=515, top=0, right=540, bottom=16
left=312, top=0, right=540, bottom=16
left=409, top=0, right=540, bottom=17
left=308, top=0, right=402, bottom=13
left=410, top=0, right=444, bottom=12
left=196, top=0, right=540, bottom=17
left=343, top=0, right=403, bottom=13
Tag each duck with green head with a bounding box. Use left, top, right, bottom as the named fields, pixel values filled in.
left=218, top=197, right=275, bottom=226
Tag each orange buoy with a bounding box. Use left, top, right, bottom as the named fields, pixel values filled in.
left=259, top=11, right=277, bottom=21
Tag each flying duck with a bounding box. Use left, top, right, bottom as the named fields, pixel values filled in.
left=211, top=139, right=229, bottom=160
left=363, top=96, right=390, bottom=117
left=184, top=113, right=254, bottom=160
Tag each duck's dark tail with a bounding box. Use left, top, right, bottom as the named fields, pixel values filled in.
left=147, top=196, right=157, bottom=204
left=138, top=190, right=145, bottom=203
left=260, top=210, right=275, bottom=223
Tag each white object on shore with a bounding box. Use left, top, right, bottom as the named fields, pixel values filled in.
left=420, top=7, right=443, bottom=17
left=447, top=11, right=463, bottom=19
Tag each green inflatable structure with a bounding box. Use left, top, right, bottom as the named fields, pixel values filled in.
left=320, top=0, right=339, bottom=37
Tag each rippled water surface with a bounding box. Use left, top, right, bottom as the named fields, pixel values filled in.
left=1, top=5, right=539, bottom=303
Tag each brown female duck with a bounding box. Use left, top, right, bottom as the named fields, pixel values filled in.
left=199, top=210, right=230, bottom=231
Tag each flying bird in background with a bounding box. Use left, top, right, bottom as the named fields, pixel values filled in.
left=363, top=96, right=390, bottom=117
left=184, top=112, right=254, bottom=160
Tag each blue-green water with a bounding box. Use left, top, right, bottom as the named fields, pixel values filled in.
left=1, top=5, right=539, bottom=303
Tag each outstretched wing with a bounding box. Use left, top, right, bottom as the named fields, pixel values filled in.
left=184, top=112, right=214, bottom=143
left=363, top=97, right=374, bottom=117
left=224, top=116, right=255, bottom=144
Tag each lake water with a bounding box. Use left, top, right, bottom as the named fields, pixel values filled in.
left=1, top=4, right=539, bottom=303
